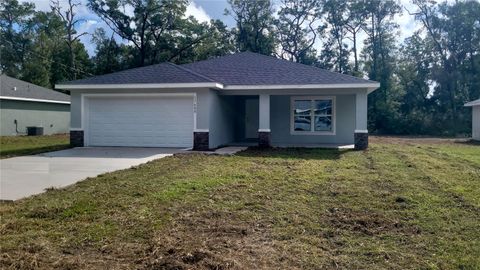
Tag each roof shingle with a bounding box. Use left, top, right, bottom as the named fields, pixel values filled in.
left=1, top=75, right=70, bottom=102
left=62, top=63, right=214, bottom=85
left=60, top=52, right=377, bottom=87
left=182, top=52, right=376, bottom=85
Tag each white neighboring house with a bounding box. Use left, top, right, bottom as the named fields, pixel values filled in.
left=464, top=99, right=480, bottom=141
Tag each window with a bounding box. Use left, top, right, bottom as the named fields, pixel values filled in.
left=291, top=97, right=335, bottom=134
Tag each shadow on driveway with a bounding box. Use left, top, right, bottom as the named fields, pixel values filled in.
left=39, top=147, right=187, bottom=159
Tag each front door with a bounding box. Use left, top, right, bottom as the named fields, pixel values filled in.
left=245, top=98, right=259, bottom=139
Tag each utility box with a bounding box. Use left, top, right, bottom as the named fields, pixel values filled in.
left=26, top=126, right=44, bottom=136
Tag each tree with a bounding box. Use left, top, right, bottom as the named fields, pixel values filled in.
left=345, top=1, right=367, bottom=75
left=21, top=10, right=65, bottom=87
left=361, top=0, right=402, bottom=133
left=319, top=0, right=351, bottom=74
left=411, top=0, right=480, bottom=134
left=1, top=0, right=92, bottom=88
left=275, top=0, right=321, bottom=64
left=88, top=0, right=189, bottom=66
left=226, top=0, right=275, bottom=55
left=169, top=18, right=235, bottom=64
left=396, top=32, right=435, bottom=134
left=51, top=0, right=88, bottom=80
left=0, top=0, right=35, bottom=76
left=91, top=28, right=130, bottom=75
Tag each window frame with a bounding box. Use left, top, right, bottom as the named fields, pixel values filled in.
left=290, top=96, right=336, bottom=135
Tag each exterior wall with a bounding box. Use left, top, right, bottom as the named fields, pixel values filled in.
left=209, top=93, right=236, bottom=148
left=473, top=106, right=480, bottom=141
left=70, top=92, right=82, bottom=129
left=355, top=90, right=368, bottom=131
left=0, top=99, right=70, bottom=136
left=69, top=87, right=367, bottom=148
left=270, top=94, right=356, bottom=146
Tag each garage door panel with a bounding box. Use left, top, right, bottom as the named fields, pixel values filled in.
left=87, top=96, right=194, bottom=147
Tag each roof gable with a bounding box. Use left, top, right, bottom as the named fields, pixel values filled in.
left=1, top=75, right=70, bottom=102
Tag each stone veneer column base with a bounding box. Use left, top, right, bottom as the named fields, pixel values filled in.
left=258, top=131, right=271, bottom=148
left=193, top=131, right=209, bottom=151
left=70, top=130, right=84, bottom=147
left=354, top=131, right=368, bottom=150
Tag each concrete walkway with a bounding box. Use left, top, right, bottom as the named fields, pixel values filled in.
left=0, top=147, right=185, bottom=201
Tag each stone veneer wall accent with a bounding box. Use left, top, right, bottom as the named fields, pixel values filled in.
left=258, top=131, right=271, bottom=148
left=193, top=131, right=209, bottom=151
left=70, top=130, right=84, bottom=147
left=354, top=132, right=368, bottom=150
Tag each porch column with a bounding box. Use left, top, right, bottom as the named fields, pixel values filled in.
left=354, top=91, right=368, bottom=150
left=258, top=94, right=271, bottom=148
left=70, top=92, right=84, bottom=147
left=193, top=90, right=210, bottom=150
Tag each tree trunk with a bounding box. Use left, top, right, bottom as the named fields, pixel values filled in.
left=371, top=15, right=377, bottom=78
left=69, top=41, right=76, bottom=80
left=353, top=31, right=358, bottom=73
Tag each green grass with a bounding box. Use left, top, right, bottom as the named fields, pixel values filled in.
left=0, top=134, right=70, bottom=158
left=0, top=139, right=479, bottom=269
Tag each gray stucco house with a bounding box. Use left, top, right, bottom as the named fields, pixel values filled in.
left=56, top=52, right=379, bottom=150
left=1, top=74, right=70, bottom=136
left=465, top=99, right=480, bottom=141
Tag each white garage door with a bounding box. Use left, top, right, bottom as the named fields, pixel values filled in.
left=86, top=95, right=194, bottom=147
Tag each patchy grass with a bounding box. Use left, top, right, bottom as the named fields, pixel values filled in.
left=0, top=134, right=70, bottom=158
left=0, top=138, right=479, bottom=269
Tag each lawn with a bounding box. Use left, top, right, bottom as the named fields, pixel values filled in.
left=0, top=138, right=479, bottom=269
left=0, top=134, right=70, bottom=158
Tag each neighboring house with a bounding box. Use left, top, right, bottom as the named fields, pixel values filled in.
left=56, top=52, right=379, bottom=150
left=0, top=74, right=70, bottom=136
left=465, top=99, right=480, bottom=141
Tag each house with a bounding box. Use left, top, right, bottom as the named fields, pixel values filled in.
left=0, top=74, right=70, bottom=136
left=464, top=99, right=480, bottom=141
left=56, top=52, right=379, bottom=150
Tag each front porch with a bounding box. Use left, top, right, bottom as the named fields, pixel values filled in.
left=193, top=91, right=369, bottom=151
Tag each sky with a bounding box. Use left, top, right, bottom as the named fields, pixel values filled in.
left=23, top=0, right=428, bottom=56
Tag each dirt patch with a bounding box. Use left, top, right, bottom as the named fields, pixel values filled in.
left=325, top=207, right=421, bottom=236
left=141, top=208, right=294, bottom=270
left=0, top=248, right=138, bottom=270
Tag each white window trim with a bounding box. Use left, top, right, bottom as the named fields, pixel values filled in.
left=290, top=96, right=336, bottom=136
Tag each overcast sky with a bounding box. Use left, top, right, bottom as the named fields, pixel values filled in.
left=23, top=0, right=430, bottom=56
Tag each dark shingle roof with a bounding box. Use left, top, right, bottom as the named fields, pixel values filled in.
left=182, top=52, right=376, bottom=85
left=59, top=52, right=377, bottom=87
left=1, top=74, right=70, bottom=102
left=62, top=63, right=214, bottom=85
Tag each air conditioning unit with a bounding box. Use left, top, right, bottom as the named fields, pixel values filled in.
left=26, top=126, right=44, bottom=136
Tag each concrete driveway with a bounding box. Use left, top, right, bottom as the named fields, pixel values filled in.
left=0, top=147, right=185, bottom=201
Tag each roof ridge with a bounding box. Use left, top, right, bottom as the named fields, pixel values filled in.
left=180, top=53, right=240, bottom=67
left=166, top=62, right=217, bottom=83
